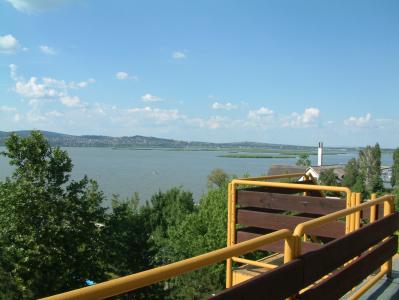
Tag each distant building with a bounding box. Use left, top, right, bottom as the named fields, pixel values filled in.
left=267, top=164, right=307, bottom=176
left=303, top=165, right=346, bottom=182
left=381, top=166, right=392, bottom=184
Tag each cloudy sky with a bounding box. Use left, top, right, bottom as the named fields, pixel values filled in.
left=0, top=0, right=398, bottom=147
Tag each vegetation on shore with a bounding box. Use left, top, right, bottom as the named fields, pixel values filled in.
left=219, top=154, right=295, bottom=159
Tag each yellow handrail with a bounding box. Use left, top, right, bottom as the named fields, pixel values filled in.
left=236, top=172, right=306, bottom=181
left=42, top=229, right=293, bottom=300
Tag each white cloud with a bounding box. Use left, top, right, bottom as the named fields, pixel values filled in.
left=115, top=71, right=129, bottom=80
left=0, top=106, right=17, bottom=113
left=6, top=0, right=73, bottom=13
left=211, top=102, right=238, bottom=110
left=39, top=45, right=56, bottom=55
left=344, top=113, right=372, bottom=127
left=15, top=77, right=55, bottom=99
left=127, top=107, right=181, bottom=123
left=60, top=96, right=80, bottom=107
left=248, top=107, right=274, bottom=119
left=69, top=79, right=95, bottom=89
left=9, top=64, right=18, bottom=80
left=141, top=93, right=162, bottom=102
left=46, top=110, right=63, bottom=117
left=13, top=113, right=21, bottom=122
left=284, top=107, right=320, bottom=128
left=26, top=109, right=46, bottom=123
left=9, top=64, right=93, bottom=112
left=115, top=71, right=138, bottom=81
left=172, top=51, right=187, bottom=60
left=0, top=34, right=20, bottom=54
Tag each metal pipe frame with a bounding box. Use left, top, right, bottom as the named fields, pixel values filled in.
left=42, top=230, right=293, bottom=300
left=231, top=257, right=278, bottom=269
left=235, top=172, right=306, bottom=182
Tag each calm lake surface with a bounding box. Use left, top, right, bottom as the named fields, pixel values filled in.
left=0, top=147, right=393, bottom=207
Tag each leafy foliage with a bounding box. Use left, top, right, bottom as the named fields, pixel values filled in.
left=343, top=158, right=359, bottom=188
left=207, top=168, right=230, bottom=189
left=392, top=148, right=399, bottom=188
left=296, top=153, right=311, bottom=167
left=358, top=143, right=384, bottom=195
left=154, top=185, right=228, bottom=299
left=0, top=132, right=107, bottom=298
left=342, top=144, right=384, bottom=198
left=102, top=193, right=161, bottom=299
left=318, top=169, right=341, bottom=197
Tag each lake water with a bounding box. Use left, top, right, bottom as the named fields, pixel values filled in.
left=0, top=147, right=393, bottom=207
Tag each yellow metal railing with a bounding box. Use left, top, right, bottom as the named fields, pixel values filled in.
left=226, top=175, right=353, bottom=288
left=42, top=229, right=293, bottom=300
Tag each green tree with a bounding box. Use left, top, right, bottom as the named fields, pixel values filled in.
left=207, top=168, right=230, bottom=189
left=358, top=144, right=384, bottom=194
left=318, top=169, right=342, bottom=197
left=393, top=187, right=399, bottom=211
left=141, top=187, right=195, bottom=266
left=0, top=132, right=107, bottom=298
left=343, top=158, right=359, bottom=188
left=296, top=153, right=311, bottom=167
left=319, top=169, right=339, bottom=186
left=157, top=186, right=228, bottom=299
left=103, top=193, right=161, bottom=299
left=391, top=148, right=399, bottom=188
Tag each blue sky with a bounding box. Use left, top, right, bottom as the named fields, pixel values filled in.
left=0, top=0, right=398, bottom=147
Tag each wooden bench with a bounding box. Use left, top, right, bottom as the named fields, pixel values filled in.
left=210, top=212, right=399, bottom=300
left=236, top=184, right=346, bottom=255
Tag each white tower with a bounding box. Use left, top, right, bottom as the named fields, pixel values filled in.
left=318, top=142, right=323, bottom=166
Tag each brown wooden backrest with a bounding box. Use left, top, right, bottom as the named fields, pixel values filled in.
left=210, top=212, right=399, bottom=300
left=236, top=186, right=346, bottom=251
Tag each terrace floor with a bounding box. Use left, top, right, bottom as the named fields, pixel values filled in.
left=357, top=254, right=399, bottom=299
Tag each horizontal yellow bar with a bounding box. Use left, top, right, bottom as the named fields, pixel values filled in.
left=42, top=229, right=292, bottom=300
left=236, top=172, right=305, bottom=181
left=231, top=257, right=278, bottom=269
left=232, top=179, right=351, bottom=194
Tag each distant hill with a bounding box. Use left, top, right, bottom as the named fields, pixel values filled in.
left=0, top=130, right=343, bottom=151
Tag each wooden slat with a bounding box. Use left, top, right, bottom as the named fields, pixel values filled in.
left=300, top=236, right=397, bottom=300
left=208, top=259, right=304, bottom=300
left=361, top=204, right=384, bottom=221
left=300, top=212, right=399, bottom=285
left=237, top=191, right=345, bottom=215
left=236, top=228, right=322, bottom=254
left=237, top=209, right=345, bottom=238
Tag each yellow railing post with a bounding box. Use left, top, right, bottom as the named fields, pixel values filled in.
left=382, top=195, right=395, bottom=279
left=345, top=191, right=352, bottom=234
left=226, top=183, right=232, bottom=288
left=354, top=193, right=361, bottom=230
left=370, top=193, right=377, bottom=223
left=349, top=193, right=356, bottom=233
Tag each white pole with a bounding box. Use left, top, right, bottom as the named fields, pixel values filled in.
left=318, top=142, right=323, bottom=166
